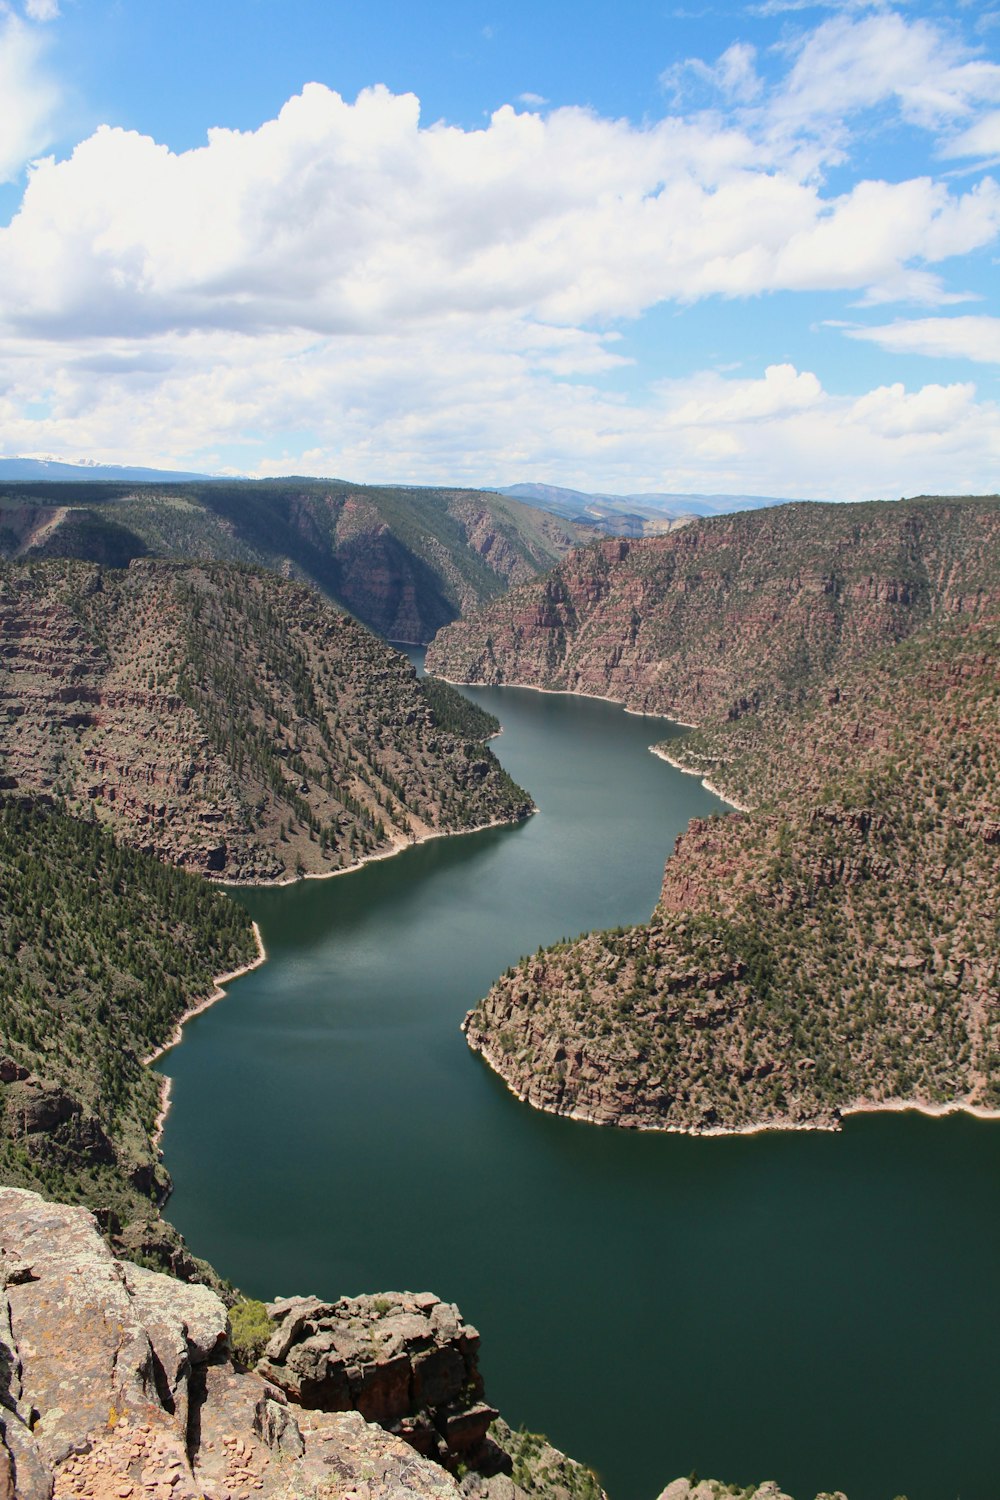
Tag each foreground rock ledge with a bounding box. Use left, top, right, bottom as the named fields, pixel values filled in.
left=0, top=1187, right=851, bottom=1500
left=0, top=1188, right=603, bottom=1500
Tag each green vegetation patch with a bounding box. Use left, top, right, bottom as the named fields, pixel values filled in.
left=0, top=796, right=255, bottom=1220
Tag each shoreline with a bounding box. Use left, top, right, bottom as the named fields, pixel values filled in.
left=147, top=919, right=268, bottom=1149
left=217, top=802, right=533, bottom=889
left=649, top=745, right=751, bottom=814
left=425, top=667, right=698, bottom=727
left=146, top=807, right=534, bottom=1146
left=469, top=1039, right=1000, bottom=1136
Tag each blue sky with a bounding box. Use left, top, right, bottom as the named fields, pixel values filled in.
left=1, top=0, right=999, bottom=497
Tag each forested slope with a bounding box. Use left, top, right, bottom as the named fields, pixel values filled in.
left=0, top=797, right=256, bottom=1248
left=0, top=479, right=592, bottom=642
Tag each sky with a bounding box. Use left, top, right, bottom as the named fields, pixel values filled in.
left=0, top=0, right=999, bottom=498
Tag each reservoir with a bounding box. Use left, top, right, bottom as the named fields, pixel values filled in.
left=157, top=662, right=1000, bottom=1500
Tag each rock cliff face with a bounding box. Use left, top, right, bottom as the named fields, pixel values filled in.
left=426, top=497, right=1000, bottom=721
left=0, top=1188, right=604, bottom=1500
left=0, top=559, right=531, bottom=882
left=462, top=604, right=999, bottom=1132
left=0, top=480, right=593, bottom=644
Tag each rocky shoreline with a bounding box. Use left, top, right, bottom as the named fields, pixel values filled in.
left=466, top=1031, right=1000, bottom=1137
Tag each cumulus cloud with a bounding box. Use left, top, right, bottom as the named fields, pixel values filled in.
left=2, top=5, right=999, bottom=498
left=0, top=9, right=59, bottom=181
left=2, top=322, right=998, bottom=500
left=2, top=79, right=999, bottom=344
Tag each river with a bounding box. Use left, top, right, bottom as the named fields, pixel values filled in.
left=157, top=660, right=1000, bottom=1500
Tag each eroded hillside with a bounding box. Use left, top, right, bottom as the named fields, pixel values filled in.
left=460, top=563, right=999, bottom=1131
left=426, top=496, right=1000, bottom=719
left=0, top=559, right=532, bottom=882
left=0, top=479, right=593, bottom=642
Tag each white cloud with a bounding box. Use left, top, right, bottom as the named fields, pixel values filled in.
left=944, top=109, right=1000, bottom=159
left=846, top=314, right=1000, bottom=362
left=0, top=9, right=59, bottom=181
left=772, top=13, right=987, bottom=133
left=663, top=41, right=763, bottom=104
left=23, top=0, right=59, bottom=20
left=679, top=12, right=1000, bottom=168
left=2, top=324, right=997, bottom=501
left=1, top=7, right=999, bottom=499
left=1, top=79, right=998, bottom=345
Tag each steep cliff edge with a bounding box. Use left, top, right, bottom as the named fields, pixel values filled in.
left=461, top=606, right=999, bottom=1132
left=426, top=497, right=1000, bottom=720
left=0, top=1187, right=606, bottom=1500
left=0, top=558, right=531, bottom=882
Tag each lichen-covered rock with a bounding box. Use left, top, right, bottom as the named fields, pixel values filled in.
left=0, top=1188, right=600, bottom=1500
left=259, top=1290, right=497, bottom=1467
left=0, top=1188, right=470, bottom=1500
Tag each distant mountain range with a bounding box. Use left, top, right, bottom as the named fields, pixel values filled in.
left=0, top=456, right=215, bottom=482
left=498, top=482, right=817, bottom=533
left=0, top=460, right=815, bottom=531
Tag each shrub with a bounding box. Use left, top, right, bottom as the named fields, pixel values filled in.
left=228, top=1298, right=272, bottom=1367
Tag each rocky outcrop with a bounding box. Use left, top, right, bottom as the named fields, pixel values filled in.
left=427, top=497, right=1000, bottom=722
left=0, top=1188, right=603, bottom=1500
left=0, top=559, right=532, bottom=881
left=259, top=1292, right=496, bottom=1467
left=656, top=1482, right=846, bottom=1500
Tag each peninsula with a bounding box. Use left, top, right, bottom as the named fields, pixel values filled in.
left=429, top=497, right=1000, bottom=1133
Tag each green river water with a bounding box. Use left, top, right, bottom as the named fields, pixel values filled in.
left=157, top=662, right=1000, bottom=1500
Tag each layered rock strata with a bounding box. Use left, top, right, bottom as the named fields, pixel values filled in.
left=0, top=558, right=531, bottom=881
left=427, top=497, right=1000, bottom=721
left=462, top=607, right=999, bottom=1132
